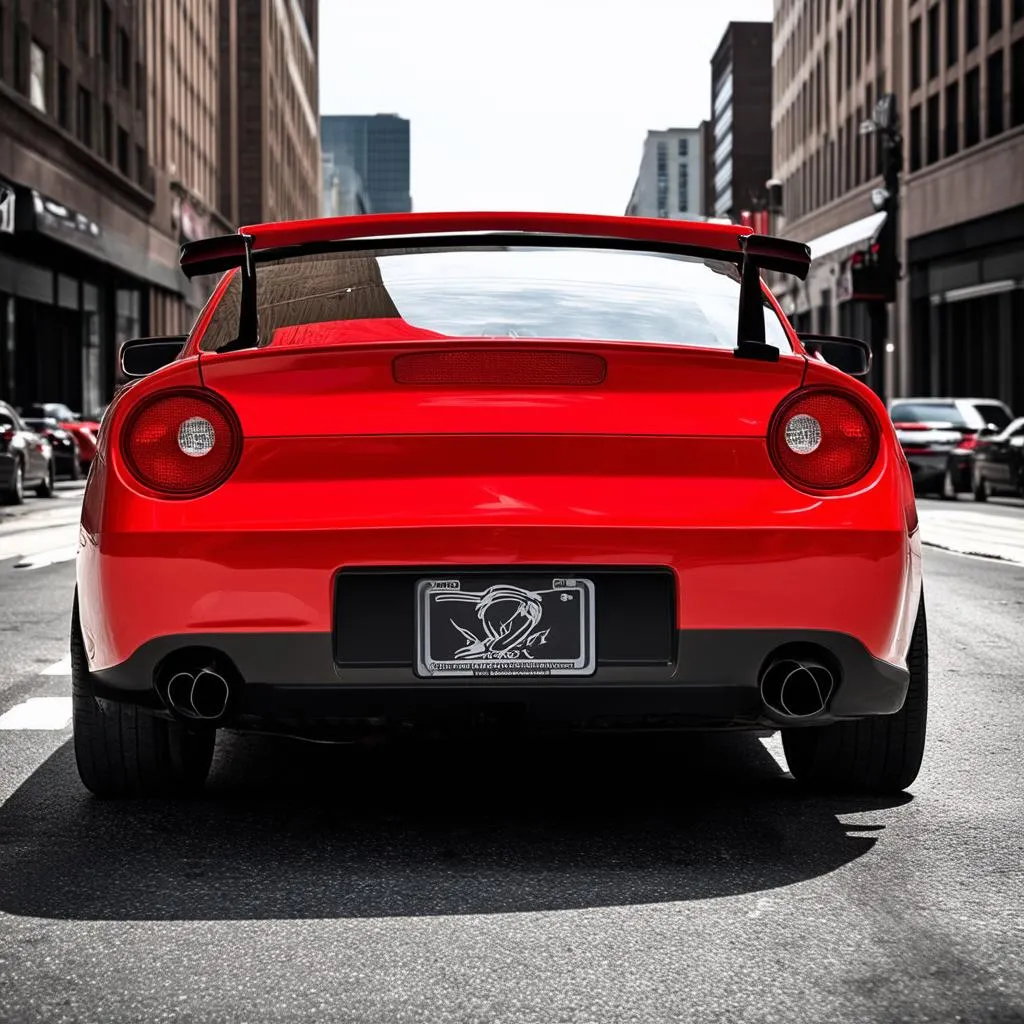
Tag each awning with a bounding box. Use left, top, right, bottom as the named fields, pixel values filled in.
left=808, top=211, right=886, bottom=262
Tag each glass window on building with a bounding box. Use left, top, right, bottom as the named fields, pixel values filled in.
left=967, top=0, right=980, bottom=50
left=965, top=68, right=981, bottom=144
left=987, top=50, right=1005, bottom=136
left=910, top=18, right=922, bottom=89
left=945, top=81, right=960, bottom=155
left=82, top=285, right=102, bottom=417
left=927, top=4, right=940, bottom=78
left=946, top=0, right=959, bottom=66
left=988, top=0, right=1002, bottom=34
left=910, top=104, right=923, bottom=170
left=29, top=41, right=47, bottom=112
left=1013, top=39, right=1024, bottom=127
left=927, top=93, right=940, bottom=163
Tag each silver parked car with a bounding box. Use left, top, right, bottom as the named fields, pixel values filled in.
left=888, top=397, right=1014, bottom=498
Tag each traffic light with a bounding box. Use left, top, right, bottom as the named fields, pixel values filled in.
left=848, top=242, right=897, bottom=303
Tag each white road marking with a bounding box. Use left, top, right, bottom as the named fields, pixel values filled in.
left=13, top=544, right=79, bottom=570
left=759, top=733, right=790, bottom=775
left=919, top=510, right=1024, bottom=565
left=0, top=697, right=73, bottom=730
left=41, top=655, right=72, bottom=676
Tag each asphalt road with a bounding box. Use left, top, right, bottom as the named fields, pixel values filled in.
left=0, top=489, right=1022, bottom=1023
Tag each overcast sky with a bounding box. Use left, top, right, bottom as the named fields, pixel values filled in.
left=318, top=0, right=774, bottom=215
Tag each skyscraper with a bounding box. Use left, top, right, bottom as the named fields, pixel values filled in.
left=220, top=0, right=322, bottom=226
left=320, top=114, right=411, bottom=214
left=625, top=128, right=706, bottom=220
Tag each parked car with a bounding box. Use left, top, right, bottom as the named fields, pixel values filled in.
left=971, top=417, right=1024, bottom=501
left=21, top=402, right=100, bottom=474
left=0, top=401, right=56, bottom=503
left=73, top=211, right=927, bottom=800
left=887, top=397, right=1014, bottom=497
left=22, top=417, right=83, bottom=480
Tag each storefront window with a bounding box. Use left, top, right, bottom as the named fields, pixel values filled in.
left=82, top=284, right=102, bottom=417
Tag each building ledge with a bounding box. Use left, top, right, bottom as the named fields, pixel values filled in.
left=0, top=84, right=155, bottom=215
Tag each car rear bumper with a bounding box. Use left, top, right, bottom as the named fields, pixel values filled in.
left=89, top=626, right=910, bottom=730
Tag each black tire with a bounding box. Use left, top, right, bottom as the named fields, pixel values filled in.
left=1, top=459, right=24, bottom=505
left=69, top=455, right=82, bottom=481
left=35, top=460, right=55, bottom=498
left=71, top=593, right=215, bottom=798
left=782, top=597, right=928, bottom=795
left=972, top=472, right=988, bottom=502
left=940, top=467, right=957, bottom=500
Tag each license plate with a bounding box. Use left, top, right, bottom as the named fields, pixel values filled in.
left=416, top=575, right=596, bottom=677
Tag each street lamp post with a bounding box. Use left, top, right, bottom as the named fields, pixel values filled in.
left=858, top=93, right=903, bottom=403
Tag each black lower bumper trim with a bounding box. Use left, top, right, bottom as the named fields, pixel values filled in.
left=91, top=628, right=909, bottom=726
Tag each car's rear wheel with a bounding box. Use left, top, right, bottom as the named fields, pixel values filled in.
left=972, top=472, right=989, bottom=502
left=782, top=598, right=927, bottom=795
left=71, top=593, right=215, bottom=798
left=35, top=460, right=55, bottom=498
left=941, top=467, right=957, bottom=499
left=1, top=460, right=24, bottom=505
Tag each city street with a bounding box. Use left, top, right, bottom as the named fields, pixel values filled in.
left=0, top=489, right=1021, bottom=1023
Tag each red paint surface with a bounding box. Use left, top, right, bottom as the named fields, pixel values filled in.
left=77, top=212, right=921, bottom=679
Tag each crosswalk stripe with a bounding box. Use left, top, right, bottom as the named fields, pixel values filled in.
left=919, top=510, right=1024, bottom=565
left=13, top=545, right=79, bottom=570
left=41, top=655, right=72, bottom=676
left=0, top=697, right=73, bottom=730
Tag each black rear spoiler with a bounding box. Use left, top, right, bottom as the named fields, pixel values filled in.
left=180, top=229, right=811, bottom=360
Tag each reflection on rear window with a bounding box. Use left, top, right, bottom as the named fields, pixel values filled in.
left=196, top=247, right=793, bottom=354
left=890, top=403, right=967, bottom=426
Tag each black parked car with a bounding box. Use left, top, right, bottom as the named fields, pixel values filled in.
left=22, top=417, right=82, bottom=480
left=971, top=417, right=1024, bottom=501
left=0, top=401, right=56, bottom=504
left=888, top=397, right=1015, bottom=497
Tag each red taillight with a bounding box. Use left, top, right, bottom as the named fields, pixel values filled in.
left=955, top=436, right=979, bottom=451
left=120, top=389, right=241, bottom=497
left=393, top=350, right=607, bottom=386
left=892, top=421, right=929, bottom=431
left=769, top=389, right=880, bottom=492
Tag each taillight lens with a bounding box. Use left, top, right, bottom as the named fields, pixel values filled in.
left=769, top=389, right=880, bottom=491
left=121, top=389, right=241, bottom=497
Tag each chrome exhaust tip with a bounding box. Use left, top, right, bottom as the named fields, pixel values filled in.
left=760, top=659, right=835, bottom=720
left=190, top=669, right=231, bottom=720
left=162, top=666, right=231, bottom=722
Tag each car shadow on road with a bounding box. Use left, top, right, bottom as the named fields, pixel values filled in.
left=0, top=729, right=909, bottom=921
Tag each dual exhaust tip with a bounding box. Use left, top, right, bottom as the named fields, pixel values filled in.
left=165, top=667, right=231, bottom=722
left=759, top=657, right=835, bottom=720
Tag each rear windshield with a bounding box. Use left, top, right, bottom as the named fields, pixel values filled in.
left=890, top=402, right=968, bottom=427
left=195, top=247, right=793, bottom=354
left=973, top=403, right=1012, bottom=430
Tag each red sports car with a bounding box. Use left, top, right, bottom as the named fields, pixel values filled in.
left=72, top=212, right=926, bottom=798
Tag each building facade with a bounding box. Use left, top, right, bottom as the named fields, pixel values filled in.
left=0, top=0, right=168, bottom=416
left=0, top=0, right=322, bottom=414
left=146, top=0, right=234, bottom=337
left=900, top=0, right=1024, bottom=409
left=625, top=127, right=705, bottom=219
left=771, top=0, right=1024, bottom=412
left=226, top=0, right=321, bottom=226
left=322, top=149, right=371, bottom=217
left=320, top=114, right=411, bottom=214
left=710, top=21, right=774, bottom=222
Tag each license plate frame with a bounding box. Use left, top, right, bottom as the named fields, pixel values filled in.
left=415, top=575, right=596, bottom=678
